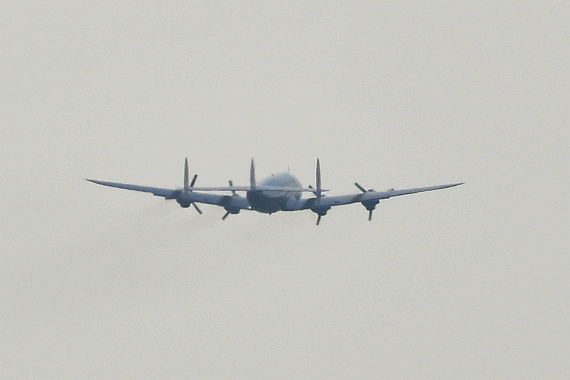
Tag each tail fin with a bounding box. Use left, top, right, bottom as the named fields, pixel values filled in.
left=184, top=158, right=189, bottom=190
left=250, top=159, right=256, bottom=189
left=315, top=158, right=322, bottom=199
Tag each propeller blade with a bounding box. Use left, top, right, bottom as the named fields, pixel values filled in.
left=192, top=203, right=203, bottom=214
left=355, top=182, right=366, bottom=193
left=184, top=158, right=189, bottom=190
left=222, top=211, right=230, bottom=220
left=190, top=174, right=198, bottom=187
left=316, top=214, right=322, bottom=225
left=229, top=180, right=236, bottom=195
left=368, top=209, right=373, bottom=221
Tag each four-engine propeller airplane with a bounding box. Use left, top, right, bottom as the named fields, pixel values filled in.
left=87, top=159, right=462, bottom=225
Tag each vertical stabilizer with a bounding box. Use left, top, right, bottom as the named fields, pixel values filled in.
left=184, top=158, right=189, bottom=190
left=315, top=158, right=322, bottom=199
left=250, top=159, right=256, bottom=189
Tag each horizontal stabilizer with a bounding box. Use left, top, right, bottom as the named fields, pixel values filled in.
left=187, top=185, right=327, bottom=193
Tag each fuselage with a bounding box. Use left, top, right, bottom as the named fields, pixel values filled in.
left=246, top=172, right=303, bottom=213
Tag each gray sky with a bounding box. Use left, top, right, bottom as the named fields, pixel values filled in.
left=1, top=1, right=568, bottom=378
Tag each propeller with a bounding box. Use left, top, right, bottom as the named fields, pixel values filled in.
left=188, top=174, right=203, bottom=213
left=355, top=182, right=377, bottom=221
left=222, top=180, right=238, bottom=220
left=315, top=158, right=322, bottom=199
left=311, top=158, right=330, bottom=225
left=355, top=182, right=369, bottom=193
left=192, top=202, right=202, bottom=214
left=179, top=158, right=202, bottom=214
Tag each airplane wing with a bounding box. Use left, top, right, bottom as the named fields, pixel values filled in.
left=86, top=179, right=177, bottom=198
left=286, top=183, right=463, bottom=210
left=86, top=179, right=251, bottom=210
left=284, top=182, right=463, bottom=223
left=87, top=180, right=319, bottom=194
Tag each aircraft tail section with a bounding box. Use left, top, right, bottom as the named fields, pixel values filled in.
left=250, top=159, right=256, bottom=189
left=315, top=158, right=322, bottom=199
left=184, top=158, right=189, bottom=191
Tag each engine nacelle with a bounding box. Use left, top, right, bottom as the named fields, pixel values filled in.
left=176, top=192, right=191, bottom=208
left=223, top=206, right=241, bottom=215
left=361, top=199, right=378, bottom=212
left=360, top=199, right=379, bottom=221
left=311, top=205, right=331, bottom=216
left=177, top=199, right=191, bottom=208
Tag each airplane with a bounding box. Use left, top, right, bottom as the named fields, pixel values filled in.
left=87, top=158, right=462, bottom=225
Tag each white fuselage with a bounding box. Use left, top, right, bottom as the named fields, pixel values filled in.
left=246, top=172, right=303, bottom=213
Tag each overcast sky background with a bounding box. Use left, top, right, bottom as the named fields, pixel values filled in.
left=1, top=1, right=568, bottom=379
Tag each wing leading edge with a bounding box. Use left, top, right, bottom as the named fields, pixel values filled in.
left=85, top=179, right=251, bottom=210
left=86, top=179, right=177, bottom=198
left=284, top=182, right=463, bottom=224
left=286, top=182, right=463, bottom=210
left=86, top=179, right=319, bottom=195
